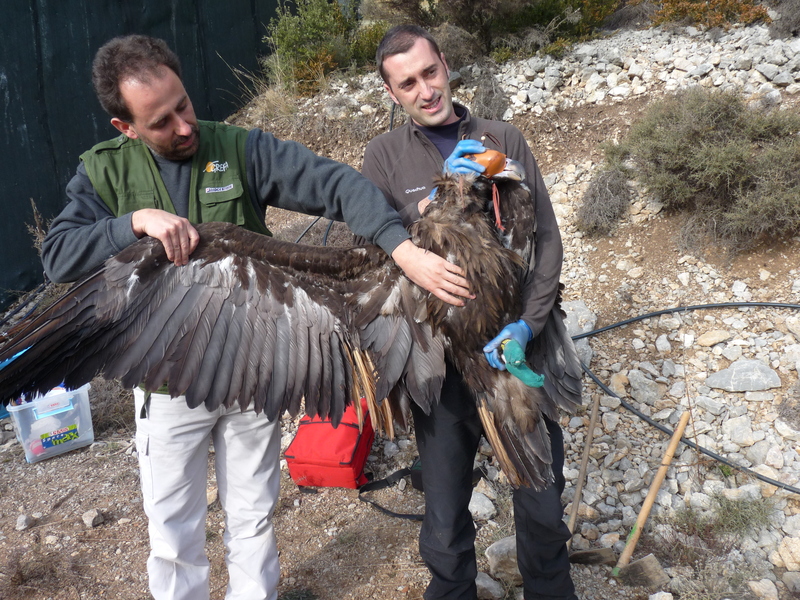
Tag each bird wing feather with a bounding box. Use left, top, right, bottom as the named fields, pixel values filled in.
left=0, top=223, right=412, bottom=428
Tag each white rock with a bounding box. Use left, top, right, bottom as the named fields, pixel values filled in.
left=476, top=572, right=505, bottom=599
left=470, top=492, right=497, bottom=521
left=485, top=535, right=522, bottom=585
left=778, top=537, right=800, bottom=571
left=82, top=508, right=104, bottom=528
left=747, top=579, right=778, bottom=600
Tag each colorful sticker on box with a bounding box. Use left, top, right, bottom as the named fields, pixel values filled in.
left=41, top=424, right=81, bottom=448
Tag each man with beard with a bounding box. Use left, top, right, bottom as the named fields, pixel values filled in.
left=42, top=34, right=471, bottom=600
left=361, top=25, right=578, bottom=600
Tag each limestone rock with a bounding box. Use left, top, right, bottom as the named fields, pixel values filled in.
left=704, top=359, right=781, bottom=392
left=82, top=508, right=104, bottom=528
left=476, top=572, right=505, bottom=599
left=485, top=535, right=523, bottom=586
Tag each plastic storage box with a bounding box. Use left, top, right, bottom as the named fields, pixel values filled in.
left=7, top=383, right=94, bottom=463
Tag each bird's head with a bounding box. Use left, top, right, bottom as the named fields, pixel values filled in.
left=466, top=149, right=526, bottom=182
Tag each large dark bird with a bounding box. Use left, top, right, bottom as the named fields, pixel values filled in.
left=0, top=172, right=581, bottom=489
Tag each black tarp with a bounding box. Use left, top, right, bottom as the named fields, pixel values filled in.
left=1, top=0, right=277, bottom=309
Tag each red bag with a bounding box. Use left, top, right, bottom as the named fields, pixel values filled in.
left=285, top=397, right=374, bottom=489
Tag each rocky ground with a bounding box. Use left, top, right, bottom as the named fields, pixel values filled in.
left=2, top=17, right=800, bottom=600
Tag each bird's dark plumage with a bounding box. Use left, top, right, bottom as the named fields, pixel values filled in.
left=0, top=173, right=581, bottom=488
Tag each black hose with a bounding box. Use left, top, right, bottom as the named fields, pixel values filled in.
left=573, top=301, right=800, bottom=341
left=322, top=218, right=335, bottom=247
left=575, top=300, right=800, bottom=496
left=294, top=216, right=323, bottom=244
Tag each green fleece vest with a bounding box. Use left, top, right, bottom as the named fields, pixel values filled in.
left=80, top=120, right=271, bottom=236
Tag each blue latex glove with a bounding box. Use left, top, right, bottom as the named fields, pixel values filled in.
left=444, top=139, right=487, bottom=175
left=483, top=320, right=533, bottom=371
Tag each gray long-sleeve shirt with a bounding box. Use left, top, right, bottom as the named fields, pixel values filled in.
left=362, top=104, right=564, bottom=337
left=42, top=128, right=412, bottom=283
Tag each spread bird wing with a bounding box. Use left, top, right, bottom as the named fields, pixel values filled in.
left=0, top=222, right=440, bottom=427
left=1, top=172, right=581, bottom=490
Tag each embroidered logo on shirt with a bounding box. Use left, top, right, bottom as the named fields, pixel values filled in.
left=205, top=184, right=235, bottom=193
left=205, top=161, right=229, bottom=173
left=405, top=186, right=427, bottom=194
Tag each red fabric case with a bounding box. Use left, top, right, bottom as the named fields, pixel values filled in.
left=285, top=397, right=374, bottom=489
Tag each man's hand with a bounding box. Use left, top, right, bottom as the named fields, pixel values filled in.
left=391, top=239, right=473, bottom=306
left=483, top=320, right=533, bottom=370
left=131, top=208, right=200, bottom=266
left=443, top=140, right=487, bottom=175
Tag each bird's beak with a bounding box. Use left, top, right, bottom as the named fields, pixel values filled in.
left=494, top=158, right=525, bottom=182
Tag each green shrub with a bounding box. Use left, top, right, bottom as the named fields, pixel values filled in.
left=267, top=0, right=356, bottom=68
left=603, top=87, right=800, bottom=252
left=265, top=0, right=389, bottom=93
left=372, top=0, right=620, bottom=56
left=350, top=21, right=391, bottom=65
left=490, top=45, right=515, bottom=63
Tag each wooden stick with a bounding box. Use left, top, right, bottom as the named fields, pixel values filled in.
left=612, top=410, right=690, bottom=576
left=566, top=393, right=601, bottom=550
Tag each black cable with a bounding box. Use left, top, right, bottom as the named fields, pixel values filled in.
left=573, top=301, right=800, bottom=341
left=294, top=216, right=323, bottom=244
left=322, top=218, right=335, bottom=247
left=575, top=300, right=800, bottom=496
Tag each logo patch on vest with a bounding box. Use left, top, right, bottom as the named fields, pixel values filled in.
left=205, top=184, right=235, bottom=193
left=205, top=161, right=229, bottom=173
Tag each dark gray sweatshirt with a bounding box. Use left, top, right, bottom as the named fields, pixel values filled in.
left=42, top=128, right=412, bottom=283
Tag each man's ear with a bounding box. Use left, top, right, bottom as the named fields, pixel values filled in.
left=110, top=117, right=139, bottom=139
left=440, top=53, right=450, bottom=78
left=384, top=83, right=401, bottom=106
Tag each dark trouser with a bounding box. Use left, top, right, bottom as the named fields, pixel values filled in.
left=411, top=363, right=577, bottom=600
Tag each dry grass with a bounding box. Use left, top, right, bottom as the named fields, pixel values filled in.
left=0, top=544, right=84, bottom=599
left=779, top=383, right=800, bottom=430
left=638, top=492, right=774, bottom=599
left=767, top=0, right=800, bottom=36
left=88, top=378, right=136, bottom=437
left=576, top=167, right=632, bottom=235
left=469, top=63, right=510, bottom=122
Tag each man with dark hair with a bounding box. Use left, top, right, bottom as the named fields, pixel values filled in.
left=42, top=33, right=471, bottom=600
left=362, top=25, right=578, bottom=600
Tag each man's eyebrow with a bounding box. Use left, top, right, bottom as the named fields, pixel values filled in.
left=397, top=76, right=415, bottom=88
left=146, top=94, right=189, bottom=128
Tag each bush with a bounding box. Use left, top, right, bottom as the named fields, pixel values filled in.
left=638, top=493, right=773, bottom=599
left=767, top=0, right=800, bottom=37
left=265, top=0, right=389, bottom=94
left=603, top=87, right=800, bottom=252
left=350, top=21, right=391, bottom=65
left=268, top=0, right=355, bottom=67
left=470, top=67, right=510, bottom=121
left=576, top=167, right=632, bottom=235
left=653, top=0, right=770, bottom=29
left=370, top=0, right=620, bottom=57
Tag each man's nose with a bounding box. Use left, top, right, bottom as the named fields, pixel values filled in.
left=175, top=117, right=192, bottom=137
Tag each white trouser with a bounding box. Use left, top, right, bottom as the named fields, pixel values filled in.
left=134, top=389, right=281, bottom=600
